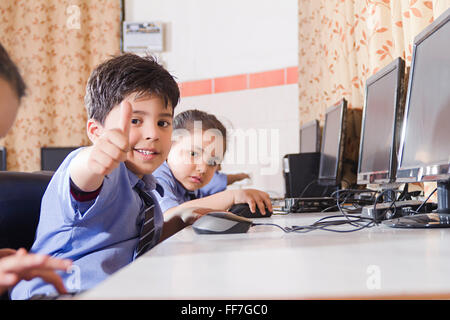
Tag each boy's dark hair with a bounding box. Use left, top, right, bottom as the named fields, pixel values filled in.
left=0, top=42, right=26, bottom=100
left=85, top=53, right=180, bottom=124
left=173, top=109, right=227, bottom=153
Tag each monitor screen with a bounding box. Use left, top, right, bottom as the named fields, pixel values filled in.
left=299, top=120, right=320, bottom=153
left=0, top=147, right=6, bottom=171
left=319, top=99, right=347, bottom=185
left=41, top=147, right=79, bottom=171
left=397, top=10, right=450, bottom=182
left=358, top=58, right=405, bottom=184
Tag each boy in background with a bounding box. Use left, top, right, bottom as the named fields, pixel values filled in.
left=154, top=109, right=272, bottom=217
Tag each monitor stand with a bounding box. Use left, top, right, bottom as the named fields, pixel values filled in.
left=436, top=180, right=450, bottom=214
left=382, top=180, right=450, bottom=228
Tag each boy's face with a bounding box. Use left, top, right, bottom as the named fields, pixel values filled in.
left=92, top=93, right=173, bottom=177
left=167, top=129, right=223, bottom=191
left=0, top=78, right=20, bottom=138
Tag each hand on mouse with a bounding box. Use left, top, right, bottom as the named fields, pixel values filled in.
left=231, top=189, right=272, bottom=215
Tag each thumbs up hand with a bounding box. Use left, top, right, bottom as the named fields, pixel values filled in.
left=87, top=100, right=133, bottom=177
left=69, top=101, right=134, bottom=192
left=118, top=100, right=132, bottom=141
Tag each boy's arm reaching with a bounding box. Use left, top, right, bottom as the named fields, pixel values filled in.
left=158, top=189, right=271, bottom=241
left=69, top=101, right=132, bottom=192
left=226, top=173, right=250, bottom=185
left=159, top=207, right=214, bottom=242
left=181, top=189, right=272, bottom=214
left=162, top=188, right=272, bottom=223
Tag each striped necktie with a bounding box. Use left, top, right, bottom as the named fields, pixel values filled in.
left=134, top=185, right=156, bottom=258
left=186, top=191, right=197, bottom=201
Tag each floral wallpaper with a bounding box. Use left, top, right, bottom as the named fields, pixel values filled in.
left=298, top=0, right=450, bottom=123
left=0, top=0, right=121, bottom=171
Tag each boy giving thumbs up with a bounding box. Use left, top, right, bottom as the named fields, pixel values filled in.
left=11, top=54, right=208, bottom=300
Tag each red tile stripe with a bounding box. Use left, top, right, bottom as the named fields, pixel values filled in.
left=179, top=79, right=212, bottom=97
left=179, top=66, right=298, bottom=97
left=286, top=66, right=298, bottom=85
left=214, top=74, right=248, bottom=93
left=249, top=69, right=285, bottom=89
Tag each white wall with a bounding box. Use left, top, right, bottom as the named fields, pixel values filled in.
left=177, top=85, right=299, bottom=198
left=125, top=0, right=299, bottom=196
left=125, top=0, right=298, bottom=81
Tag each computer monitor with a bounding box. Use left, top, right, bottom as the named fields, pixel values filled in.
left=299, top=119, right=321, bottom=153
left=0, top=147, right=6, bottom=171
left=318, top=99, right=347, bottom=186
left=41, top=147, right=79, bottom=171
left=357, top=57, right=406, bottom=185
left=396, top=8, right=450, bottom=213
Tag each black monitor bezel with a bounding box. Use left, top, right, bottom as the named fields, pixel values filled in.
left=357, top=57, right=406, bottom=185
left=299, top=119, right=320, bottom=153
left=396, top=8, right=450, bottom=183
left=318, top=98, right=347, bottom=186
left=40, top=147, right=79, bottom=171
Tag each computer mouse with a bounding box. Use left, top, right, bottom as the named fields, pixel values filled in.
left=229, top=203, right=273, bottom=218
left=192, top=211, right=254, bottom=234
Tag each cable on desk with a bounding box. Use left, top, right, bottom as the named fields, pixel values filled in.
left=408, top=187, right=437, bottom=215
left=258, top=189, right=379, bottom=233
left=251, top=222, right=289, bottom=232
left=266, top=186, right=438, bottom=233
left=333, top=189, right=377, bottom=228
left=298, top=179, right=319, bottom=198
left=252, top=214, right=376, bottom=234
left=365, top=187, right=437, bottom=222
left=330, top=188, right=378, bottom=214
left=370, top=186, right=434, bottom=221
left=314, top=188, right=378, bottom=232
left=371, top=189, right=399, bottom=222
left=321, top=204, right=339, bottom=213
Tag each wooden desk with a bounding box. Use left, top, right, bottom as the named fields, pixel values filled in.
left=78, top=212, right=450, bottom=299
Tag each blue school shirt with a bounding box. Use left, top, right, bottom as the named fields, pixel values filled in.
left=11, top=148, right=164, bottom=300
left=200, top=171, right=227, bottom=195
left=153, top=161, right=222, bottom=212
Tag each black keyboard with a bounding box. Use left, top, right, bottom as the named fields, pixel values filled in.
left=273, top=196, right=377, bottom=214
left=283, top=197, right=338, bottom=213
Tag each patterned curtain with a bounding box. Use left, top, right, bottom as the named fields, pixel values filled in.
left=0, top=0, right=121, bottom=171
left=298, top=0, right=449, bottom=122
